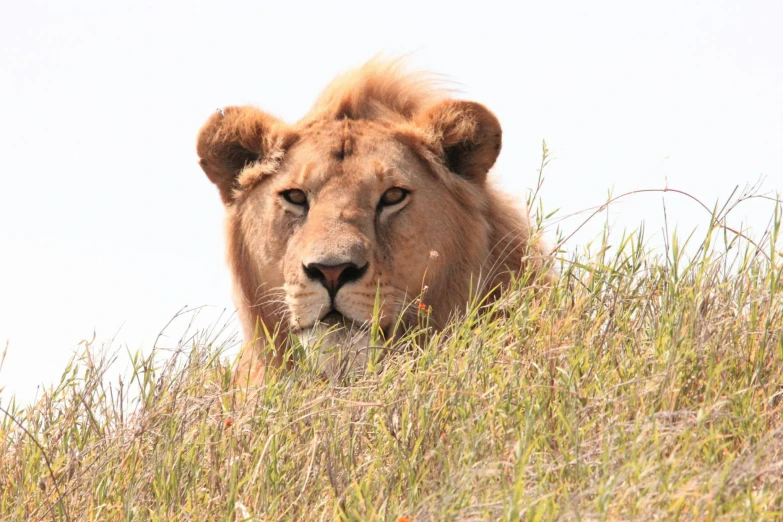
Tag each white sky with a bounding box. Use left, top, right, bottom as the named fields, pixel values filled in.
left=1, top=1, right=781, bottom=404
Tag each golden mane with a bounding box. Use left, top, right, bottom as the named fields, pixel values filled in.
left=301, top=58, right=449, bottom=124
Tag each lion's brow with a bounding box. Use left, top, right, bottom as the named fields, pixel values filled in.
left=295, top=162, right=315, bottom=185
left=373, top=161, right=389, bottom=182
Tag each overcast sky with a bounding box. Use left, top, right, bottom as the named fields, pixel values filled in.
left=1, top=1, right=781, bottom=403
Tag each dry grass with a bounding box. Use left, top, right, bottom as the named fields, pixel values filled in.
left=1, top=182, right=782, bottom=521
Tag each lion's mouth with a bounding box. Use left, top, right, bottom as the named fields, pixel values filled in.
left=319, top=310, right=347, bottom=326
left=293, top=309, right=391, bottom=339
left=291, top=308, right=397, bottom=378
left=292, top=310, right=352, bottom=334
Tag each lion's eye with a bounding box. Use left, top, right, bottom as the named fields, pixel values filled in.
left=379, top=187, right=408, bottom=207
left=281, top=189, right=308, bottom=206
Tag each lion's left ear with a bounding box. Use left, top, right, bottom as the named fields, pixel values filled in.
left=416, top=100, right=502, bottom=184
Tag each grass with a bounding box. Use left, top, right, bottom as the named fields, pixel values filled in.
left=1, top=187, right=782, bottom=521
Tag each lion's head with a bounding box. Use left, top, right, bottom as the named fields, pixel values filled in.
left=197, top=59, right=543, bottom=383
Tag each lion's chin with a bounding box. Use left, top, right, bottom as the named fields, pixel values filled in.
left=294, top=316, right=373, bottom=379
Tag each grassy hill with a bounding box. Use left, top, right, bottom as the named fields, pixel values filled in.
left=1, top=201, right=781, bottom=521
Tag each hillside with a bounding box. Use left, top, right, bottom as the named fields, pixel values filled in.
left=1, top=203, right=781, bottom=521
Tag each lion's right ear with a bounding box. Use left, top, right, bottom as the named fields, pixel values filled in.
left=196, top=106, right=285, bottom=204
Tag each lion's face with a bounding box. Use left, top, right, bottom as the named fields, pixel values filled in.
left=232, top=120, right=491, bottom=373
left=242, top=121, right=448, bottom=332
left=196, top=60, right=533, bottom=381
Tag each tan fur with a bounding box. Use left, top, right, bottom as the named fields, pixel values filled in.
left=196, top=58, right=547, bottom=385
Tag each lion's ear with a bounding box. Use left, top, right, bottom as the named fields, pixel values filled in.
left=416, top=100, right=502, bottom=184
left=197, top=106, right=284, bottom=204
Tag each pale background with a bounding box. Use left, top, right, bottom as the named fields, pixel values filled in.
left=1, top=1, right=781, bottom=404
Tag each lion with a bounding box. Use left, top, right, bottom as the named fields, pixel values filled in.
left=196, top=59, right=548, bottom=385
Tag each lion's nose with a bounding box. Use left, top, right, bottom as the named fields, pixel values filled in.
left=303, top=262, right=369, bottom=297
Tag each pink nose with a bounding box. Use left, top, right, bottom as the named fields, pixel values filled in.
left=303, top=262, right=368, bottom=296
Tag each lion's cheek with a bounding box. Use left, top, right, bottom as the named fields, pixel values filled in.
left=281, top=245, right=329, bottom=329
left=385, top=224, right=446, bottom=295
